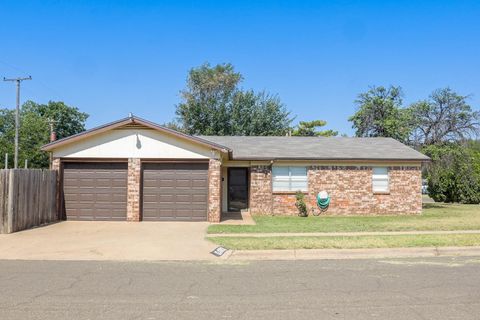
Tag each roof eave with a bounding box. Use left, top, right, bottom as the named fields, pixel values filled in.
left=230, top=157, right=430, bottom=162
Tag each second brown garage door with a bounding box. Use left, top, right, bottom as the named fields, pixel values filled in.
left=63, top=162, right=128, bottom=221
left=142, top=163, right=209, bottom=221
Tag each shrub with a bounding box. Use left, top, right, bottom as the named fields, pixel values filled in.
left=295, top=191, right=308, bottom=217
left=423, top=144, right=480, bottom=204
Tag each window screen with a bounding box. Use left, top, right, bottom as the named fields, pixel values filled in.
left=272, top=166, right=307, bottom=191
left=372, top=167, right=389, bottom=192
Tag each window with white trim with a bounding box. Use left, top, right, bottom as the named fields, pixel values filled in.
left=272, top=166, right=308, bottom=192
left=372, top=167, right=389, bottom=193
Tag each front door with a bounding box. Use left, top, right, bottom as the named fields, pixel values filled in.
left=228, top=168, right=249, bottom=212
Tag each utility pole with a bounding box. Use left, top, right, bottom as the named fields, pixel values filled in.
left=47, top=118, right=58, bottom=168
left=3, top=76, right=32, bottom=168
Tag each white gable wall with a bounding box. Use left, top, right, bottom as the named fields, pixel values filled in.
left=53, top=128, right=214, bottom=159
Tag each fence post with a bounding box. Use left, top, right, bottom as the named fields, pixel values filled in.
left=4, top=153, right=7, bottom=169
left=6, top=170, right=14, bottom=233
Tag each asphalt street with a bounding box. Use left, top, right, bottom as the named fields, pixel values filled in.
left=1, top=256, right=479, bottom=319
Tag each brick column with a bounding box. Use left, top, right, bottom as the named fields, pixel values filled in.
left=249, top=165, right=273, bottom=215
left=208, top=158, right=222, bottom=222
left=51, top=158, right=61, bottom=171
left=51, top=158, right=62, bottom=220
left=127, top=158, right=141, bottom=221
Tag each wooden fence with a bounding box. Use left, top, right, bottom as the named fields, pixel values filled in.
left=0, top=169, right=58, bottom=234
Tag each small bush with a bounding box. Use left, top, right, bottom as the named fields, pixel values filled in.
left=295, top=191, right=308, bottom=217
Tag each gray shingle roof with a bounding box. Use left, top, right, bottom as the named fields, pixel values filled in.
left=197, top=136, right=430, bottom=161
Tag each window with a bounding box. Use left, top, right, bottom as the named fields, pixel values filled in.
left=272, top=166, right=307, bottom=192
left=372, top=167, right=389, bottom=193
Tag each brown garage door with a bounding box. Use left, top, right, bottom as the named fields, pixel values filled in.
left=142, top=163, right=209, bottom=221
left=63, top=162, right=128, bottom=221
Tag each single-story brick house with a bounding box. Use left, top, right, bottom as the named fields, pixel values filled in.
left=41, top=115, right=430, bottom=222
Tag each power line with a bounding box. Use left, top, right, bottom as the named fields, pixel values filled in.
left=3, top=75, right=32, bottom=169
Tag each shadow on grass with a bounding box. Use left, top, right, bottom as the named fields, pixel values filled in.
left=423, top=202, right=447, bottom=209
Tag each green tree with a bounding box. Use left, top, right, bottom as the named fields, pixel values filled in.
left=0, top=100, right=88, bottom=168
left=29, top=101, right=89, bottom=140
left=162, top=120, right=186, bottom=133
left=229, top=90, right=292, bottom=136
left=174, top=63, right=292, bottom=135
left=349, top=86, right=413, bottom=143
left=410, top=88, right=480, bottom=146
left=292, top=120, right=338, bottom=137
left=175, top=63, right=241, bottom=135
left=423, top=144, right=480, bottom=204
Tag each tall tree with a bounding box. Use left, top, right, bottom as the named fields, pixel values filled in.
left=410, top=88, right=480, bottom=146
left=349, top=86, right=413, bottom=143
left=174, top=63, right=292, bottom=135
left=29, top=101, right=89, bottom=140
left=423, top=143, right=480, bottom=204
left=175, top=63, right=242, bottom=135
left=229, top=90, right=292, bottom=136
left=291, top=120, right=338, bottom=137
left=0, top=100, right=88, bottom=168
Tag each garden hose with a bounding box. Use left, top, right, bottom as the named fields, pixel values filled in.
left=317, top=191, right=330, bottom=210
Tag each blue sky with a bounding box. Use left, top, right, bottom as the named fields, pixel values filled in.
left=1, top=0, right=479, bottom=135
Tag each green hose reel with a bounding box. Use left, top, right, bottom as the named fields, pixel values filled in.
left=316, top=191, right=330, bottom=214
left=317, top=195, right=330, bottom=209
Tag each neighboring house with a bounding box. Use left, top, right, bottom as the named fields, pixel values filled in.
left=41, top=115, right=430, bottom=222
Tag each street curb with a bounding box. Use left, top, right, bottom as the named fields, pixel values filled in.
left=223, top=246, right=480, bottom=261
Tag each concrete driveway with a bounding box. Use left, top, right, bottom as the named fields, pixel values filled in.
left=0, top=221, right=218, bottom=261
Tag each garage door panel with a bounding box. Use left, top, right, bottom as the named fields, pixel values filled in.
left=192, top=194, right=207, bottom=203
left=152, top=186, right=175, bottom=192
left=192, top=210, right=207, bottom=217
left=188, top=188, right=209, bottom=194
left=95, top=179, right=123, bottom=187
left=171, top=189, right=195, bottom=195
left=176, top=179, right=192, bottom=187
left=143, top=194, right=174, bottom=202
left=65, top=200, right=126, bottom=209
left=63, top=162, right=127, bottom=221
left=142, top=163, right=208, bottom=221
left=143, top=179, right=173, bottom=188
left=192, top=180, right=207, bottom=187
left=70, top=201, right=125, bottom=209
left=175, top=194, right=192, bottom=202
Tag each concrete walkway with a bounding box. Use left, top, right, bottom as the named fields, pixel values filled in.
left=208, top=229, right=480, bottom=237
left=0, top=221, right=218, bottom=261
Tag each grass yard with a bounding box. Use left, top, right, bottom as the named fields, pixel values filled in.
left=208, top=203, right=480, bottom=234
left=208, top=234, right=480, bottom=250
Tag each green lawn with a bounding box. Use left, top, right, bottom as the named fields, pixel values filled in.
left=208, top=234, right=480, bottom=250
left=208, top=203, right=480, bottom=234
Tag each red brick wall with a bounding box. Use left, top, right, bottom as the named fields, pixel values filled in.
left=249, top=166, right=273, bottom=215
left=208, top=159, right=222, bottom=222
left=307, top=166, right=422, bottom=215
left=249, top=165, right=422, bottom=216
left=272, top=193, right=298, bottom=215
